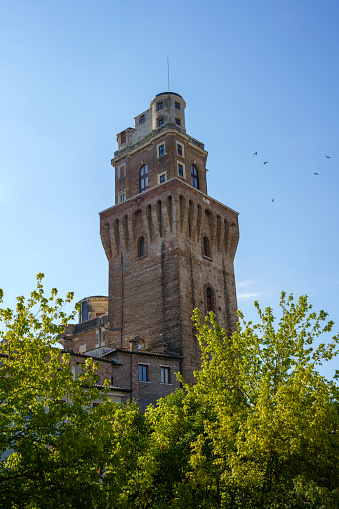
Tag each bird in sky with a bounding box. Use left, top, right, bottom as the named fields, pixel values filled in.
left=272, top=198, right=274, bottom=203
left=314, top=172, right=319, bottom=175
left=325, top=155, right=332, bottom=158
left=263, top=161, right=269, bottom=165
left=253, top=152, right=257, bottom=156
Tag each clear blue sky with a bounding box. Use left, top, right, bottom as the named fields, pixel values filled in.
left=1, top=0, right=338, bottom=377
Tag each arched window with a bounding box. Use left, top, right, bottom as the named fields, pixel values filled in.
left=206, top=287, right=213, bottom=313
left=139, top=164, right=148, bottom=193
left=203, top=236, right=211, bottom=258
left=138, top=236, right=145, bottom=258
left=191, top=164, right=199, bottom=189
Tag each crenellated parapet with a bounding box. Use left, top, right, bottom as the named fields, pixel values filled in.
left=100, top=179, right=238, bottom=264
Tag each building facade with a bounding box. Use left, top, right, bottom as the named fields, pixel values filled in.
left=60, top=92, right=239, bottom=410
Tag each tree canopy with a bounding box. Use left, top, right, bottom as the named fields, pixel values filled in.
left=1, top=279, right=338, bottom=508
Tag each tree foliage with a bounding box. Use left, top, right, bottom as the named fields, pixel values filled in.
left=1, top=280, right=338, bottom=508
left=0, top=274, right=112, bottom=507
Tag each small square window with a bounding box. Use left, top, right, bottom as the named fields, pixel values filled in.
left=139, top=364, right=149, bottom=382
left=157, top=101, right=163, bottom=110
left=158, top=144, right=165, bottom=157
left=177, top=144, right=182, bottom=156
left=139, top=114, right=145, bottom=124
left=160, top=173, right=166, bottom=183
left=178, top=164, right=184, bottom=177
left=175, top=102, right=180, bottom=110
left=120, top=194, right=125, bottom=203
left=158, top=118, right=164, bottom=127
left=161, top=366, right=170, bottom=384
left=175, top=118, right=181, bottom=126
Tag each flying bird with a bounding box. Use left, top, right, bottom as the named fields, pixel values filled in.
left=263, top=161, right=269, bottom=165
left=272, top=198, right=274, bottom=203
left=314, top=172, right=319, bottom=175
left=325, top=155, right=332, bottom=158
left=253, top=152, right=257, bottom=156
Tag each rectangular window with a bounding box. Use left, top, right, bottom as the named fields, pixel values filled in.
left=139, top=114, right=145, bottom=124
left=178, top=164, right=184, bottom=177
left=160, top=173, right=166, bottom=183
left=72, top=363, right=83, bottom=380
left=157, top=101, right=163, bottom=110
left=158, top=144, right=165, bottom=157
left=161, top=366, right=170, bottom=384
left=158, top=118, right=164, bottom=127
left=175, top=101, right=180, bottom=110
left=177, top=144, right=182, bottom=156
left=139, top=364, right=148, bottom=382
left=118, top=164, right=126, bottom=179
left=120, top=132, right=126, bottom=145
left=175, top=118, right=181, bottom=126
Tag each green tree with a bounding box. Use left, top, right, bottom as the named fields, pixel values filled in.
left=0, top=274, right=112, bottom=508
left=187, top=293, right=339, bottom=508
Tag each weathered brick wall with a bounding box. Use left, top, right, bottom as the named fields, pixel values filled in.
left=60, top=328, right=111, bottom=355
left=113, top=131, right=207, bottom=203
left=108, top=350, right=181, bottom=412
left=100, top=179, right=239, bottom=386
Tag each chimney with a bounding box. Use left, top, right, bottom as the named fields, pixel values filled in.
left=129, top=338, right=138, bottom=352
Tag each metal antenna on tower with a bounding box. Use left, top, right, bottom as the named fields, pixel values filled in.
left=167, top=57, right=170, bottom=92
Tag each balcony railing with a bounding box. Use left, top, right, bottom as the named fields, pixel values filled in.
left=74, top=314, right=108, bottom=334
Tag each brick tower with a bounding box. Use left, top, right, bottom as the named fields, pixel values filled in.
left=100, top=92, right=239, bottom=384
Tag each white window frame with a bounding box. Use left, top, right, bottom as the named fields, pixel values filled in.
left=138, top=363, right=151, bottom=383
left=118, top=191, right=127, bottom=203
left=156, top=141, right=166, bottom=159
left=118, top=163, right=126, bottom=179
left=177, top=161, right=186, bottom=179
left=176, top=140, right=184, bottom=158
left=160, top=365, right=171, bottom=385
left=158, top=171, right=167, bottom=185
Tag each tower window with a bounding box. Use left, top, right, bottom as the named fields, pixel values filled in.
left=178, top=164, right=184, bottom=177
left=191, top=164, right=199, bottom=189
left=120, top=132, right=126, bottom=145
left=138, top=236, right=145, bottom=258
left=177, top=143, right=183, bottom=156
left=119, top=193, right=126, bottom=203
left=175, top=117, right=181, bottom=126
left=139, top=164, right=148, bottom=192
left=118, top=163, right=126, bottom=179
left=158, top=144, right=165, bottom=157
left=157, top=101, right=164, bottom=110
left=139, top=364, right=149, bottom=381
left=158, top=117, right=164, bottom=127
left=203, top=236, right=211, bottom=258
left=159, top=173, right=166, bottom=183
left=175, top=101, right=180, bottom=110
left=206, top=287, right=213, bottom=313
left=139, top=114, right=145, bottom=124
left=161, top=366, right=170, bottom=384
